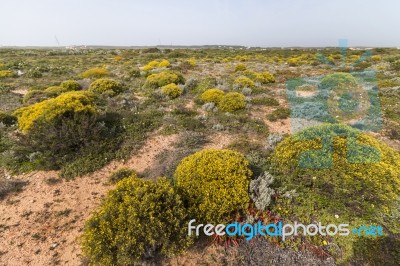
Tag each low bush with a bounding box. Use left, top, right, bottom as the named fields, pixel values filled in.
left=219, top=92, right=246, bottom=112
left=80, top=67, right=109, bottom=79
left=144, top=71, right=185, bottom=89
left=22, top=90, right=52, bottom=104
left=251, top=96, right=279, bottom=106
left=0, top=112, right=17, bottom=126
left=60, top=80, right=82, bottom=91
left=0, top=70, right=15, bottom=78
left=235, top=64, right=247, bottom=72
left=174, top=149, right=252, bottom=223
left=160, top=83, right=183, bottom=99
left=82, top=176, right=192, bottom=265
left=88, top=78, right=125, bottom=96
left=108, top=168, right=136, bottom=184
left=270, top=124, right=400, bottom=262
left=44, top=86, right=68, bottom=95
left=200, top=88, right=225, bottom=104
left=233, top=76, right=255, bottom=88
left=255, top=71, right=275, bottom=84
left=267, top=107, right=290, bottom=121
left=14, top=91, right=97, bottom=133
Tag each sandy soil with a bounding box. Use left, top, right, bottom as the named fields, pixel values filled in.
left=0, top=134, right=178, bottom=266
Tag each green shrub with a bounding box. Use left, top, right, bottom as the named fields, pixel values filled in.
left=160, top=83, right=183, bottom=99
left=270, top=124, right=400, bottom=261
left=0, top=112, right=17, bottom=126
left=255, top=71, right=275, bottom=84
left=233, top=76, right=255, bottom=88
left=22, top=90, right=52, bottom=104
left=88, top=78, right=125, bottom=96
left=80, top=67, right=109, bottom=79
left=108, top=168, right=136, bottom=184
left=320, top=72, right=357, bottom=89
left=200, top=88, right=225, bottom=104
left=235, top=64, right=247, bottom=72
left=267, top=107, right=290, bottom=121
left=195, top=77, right=217, bottom=92
left=60, top=80, right=82, bottom=91
left=144, top=71, right=185, bottom=88
left=219, top=92, right=246, bottom=112
left=14, top=91, right=97, bottom=133
left=82, top=176, right=192, bottom=265
left=0, top=70, right=15, bottom=78
left=174, top=149, right=252, bottom=223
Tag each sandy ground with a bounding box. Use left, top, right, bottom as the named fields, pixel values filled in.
left=0, top=134, right=178, bottom=266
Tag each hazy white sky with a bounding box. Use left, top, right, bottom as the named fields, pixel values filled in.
left=0, top=0, right=399, bottom=47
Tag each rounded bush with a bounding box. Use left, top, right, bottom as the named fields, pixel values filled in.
left=0, top=70, right=15, bottom=78
left=219, top=92, right=246, bottom=112
left=158, top=59, right=171, bottom=68
left=200, top=88, right=225, bottom=104
left=270, top=124, right=400, bottom=260
left=82, top=176, right=192, bottom=265
left=174, top=149, right=252, bottom=223
left=144, top=71, right=185, bottom=88
left=44, top=86, right=68, bottom=95
left=320, top=72, right=357, bottom=89
left=60, top=80, right=82, bottom=91
left=255, top=71, right=275, bottom=84
left=235, top=64, right=247, bottom=72
left=233, top=76, right=255, bottom=88
left=22, top=90, right=51, bottom=104
left=142, top=60, right=160, bottom=71
left=88, top=78, right=125, bottom=96
left=14, top=91, right=96, bottom=133
left=160, top=83, right=183, bottom=99
left=80, top=67, right=109, bottom=79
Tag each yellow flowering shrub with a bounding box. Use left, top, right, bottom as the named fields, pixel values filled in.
left=255, top=71, right=275, bottom=84
left=200, top=88, right=225, bottom=104
left=160, top=83, right=183, bottom=99
left=82, top=176, right=192, bottom=265
left=186, top=57, right=196, bottom=66
left=270, top=124, right=400, bottom=261
left=80, top=67, right=109, bottom=79
left=174, top=149, right=252, bottom=223
left=233, top=76, right=255, bottom=88
left=14, top=91, right=96, bottom=133
left=44, top=86, right=68, bottom=95
left=158, top=59, right=171, bottom=68
left=142, top=60, right=161, bottom=71
left=0, top=70, right=15, bottom=78
left=219, top=92, right=246, bottom=112
left=144, top=71, right=185, bottom=88
left=88, top=78, right=125, bottom=96
left=235, top=64, right=247, bottom=72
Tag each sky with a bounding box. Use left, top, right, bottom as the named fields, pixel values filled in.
left=0, top=0, right=399, bottom=47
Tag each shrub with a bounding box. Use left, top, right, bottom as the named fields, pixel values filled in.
left=233, top=76, right=255, bottom=88
left=195, top=77, right=218, bottom=92
left=14, top=91, right=97, bottom=133
left=82, top=176, right=192, bottom=265
left=142, top=60, right=161, bottom=71
left=22, top=90, right=52, bottom=104
left=0, top=70, right=15, bottom=78
left=320, top=72, right=356, bottom=89
left=108, top=168, right=136, bottom=184
left=235, top=64, right=247, bottom=72
left=219, top=92, right=246, bottom=112
left=0, top=112, right=17, bottom=126
left=80, top=67, right=109, bottom=79
left=44, top=86, right=68, bottom=95
left=174, top=149, right=252, bottom=223
left=160, top=83, right=183, bottom=99
left=60, top=80, right=82, bottom=91
left=251, top=96, right=279, bottom=106
left=270, top=124, right=400, bottom=261
left=267, top=107, right=290, bottom=121
left=88, top=78, right=125, bottom=96
left=200, top=88, right=225, bottom=104
left=158, top=59, right=171, bottom=68
left=144, top=71, right=185, bottom=88
left=249, top=171, right=275, bottom=211
left=255, top=71, right=275, bottom=84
